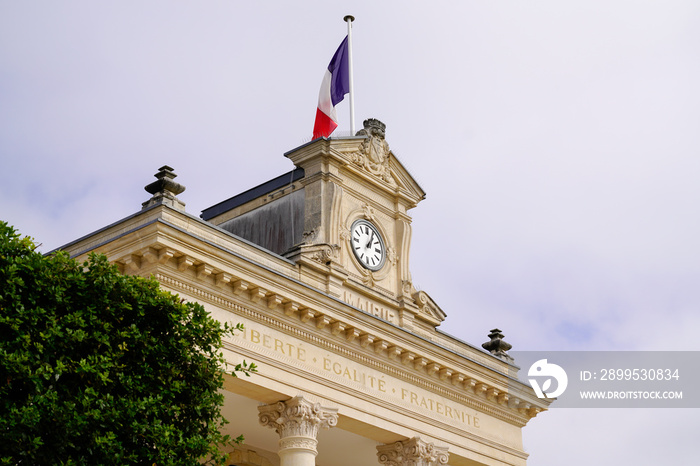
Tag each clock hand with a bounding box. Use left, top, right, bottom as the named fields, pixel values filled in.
left=366, top=231, right=374, bottom=249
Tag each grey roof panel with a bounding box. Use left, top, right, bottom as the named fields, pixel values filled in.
left=200, top=168, right=304, bottom=221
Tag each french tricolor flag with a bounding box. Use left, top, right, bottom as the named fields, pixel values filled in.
left=313, top=36, right=350, bottom=140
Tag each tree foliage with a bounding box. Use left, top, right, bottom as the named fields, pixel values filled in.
left=0, top=222, right=254, bottom=465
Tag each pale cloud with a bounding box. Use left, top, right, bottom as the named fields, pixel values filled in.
left=1, top=2, right=698, bottom=464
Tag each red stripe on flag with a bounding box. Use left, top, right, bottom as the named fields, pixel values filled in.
left=313, top=107, right=338, bottom=140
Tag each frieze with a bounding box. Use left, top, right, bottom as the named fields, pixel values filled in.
left=238, top=320, right=482, bottom=430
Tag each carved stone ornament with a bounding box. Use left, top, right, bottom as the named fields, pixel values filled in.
left=481, top=328, right=514, bottom=362
left=411, top=290, right=446, bottom=325
left=142, top=165, right=186, bottom=211
left=386, top=246, right=398, bottom=267
left=362, top=203, right=377, bottom=222
left=278, top=437, right=318, bottom=451
left=377, top=437, right=449, bottom=466
left=258, top=396, right=338, bottom=442
left=352, top=118, right=395, bottom=185
left=360, top=268, right=376, bottom=288
left=310, top=243, right=340, bottom=264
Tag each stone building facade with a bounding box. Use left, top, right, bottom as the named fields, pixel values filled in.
left=59, top=119, right=551, bottom=466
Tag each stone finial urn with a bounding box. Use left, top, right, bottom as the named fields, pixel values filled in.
left=142, top=165, right=186, bottom=211
left=482, top=328, right=514, bottom=362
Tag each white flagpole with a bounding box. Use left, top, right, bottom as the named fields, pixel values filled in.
left=344, top=15, right=355, bottom=135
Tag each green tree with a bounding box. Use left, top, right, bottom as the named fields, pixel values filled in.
left=0, top=222, right=255, bottom=465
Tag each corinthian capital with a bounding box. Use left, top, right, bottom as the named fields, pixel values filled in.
left=258, top=396, right=338, bottom=440
left=377, top=437, right=449, bottom=466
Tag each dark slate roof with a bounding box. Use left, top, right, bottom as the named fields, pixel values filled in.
left=200, top=168, right=304, bottom=221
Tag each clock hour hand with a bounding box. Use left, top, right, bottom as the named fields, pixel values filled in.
left=366, top=231, right=374, bottom=249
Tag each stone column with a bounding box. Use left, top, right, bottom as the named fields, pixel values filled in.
left=258, top=396, right=338, bottom=466
left=376, top=437, right=449, bottom=466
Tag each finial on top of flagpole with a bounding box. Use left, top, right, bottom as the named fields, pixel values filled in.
left=344, top=15, right=355, bottom=23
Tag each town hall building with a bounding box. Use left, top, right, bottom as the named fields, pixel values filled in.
left=59, top=119, right=551, bottom=465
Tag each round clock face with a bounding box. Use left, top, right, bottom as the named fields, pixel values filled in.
left=350, top=219, right=386, bottom=271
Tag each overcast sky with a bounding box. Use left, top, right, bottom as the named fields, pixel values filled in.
left=1, top=1, right=699, bottom=464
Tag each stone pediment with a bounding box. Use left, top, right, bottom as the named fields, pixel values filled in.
left=284, top=119, right=425, bottom=209
left=348, top=119, right=426, bottom=208
left=387, top=154, right=425, bottom=207
left=412, top=290, right=446, bottom=327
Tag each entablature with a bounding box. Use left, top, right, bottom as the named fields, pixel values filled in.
left=67, top=208, right=548, bottom=427
left=60, top=204, right=551, bottom=433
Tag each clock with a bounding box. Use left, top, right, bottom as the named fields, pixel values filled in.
left=350, top=219, right=386, bottom=271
